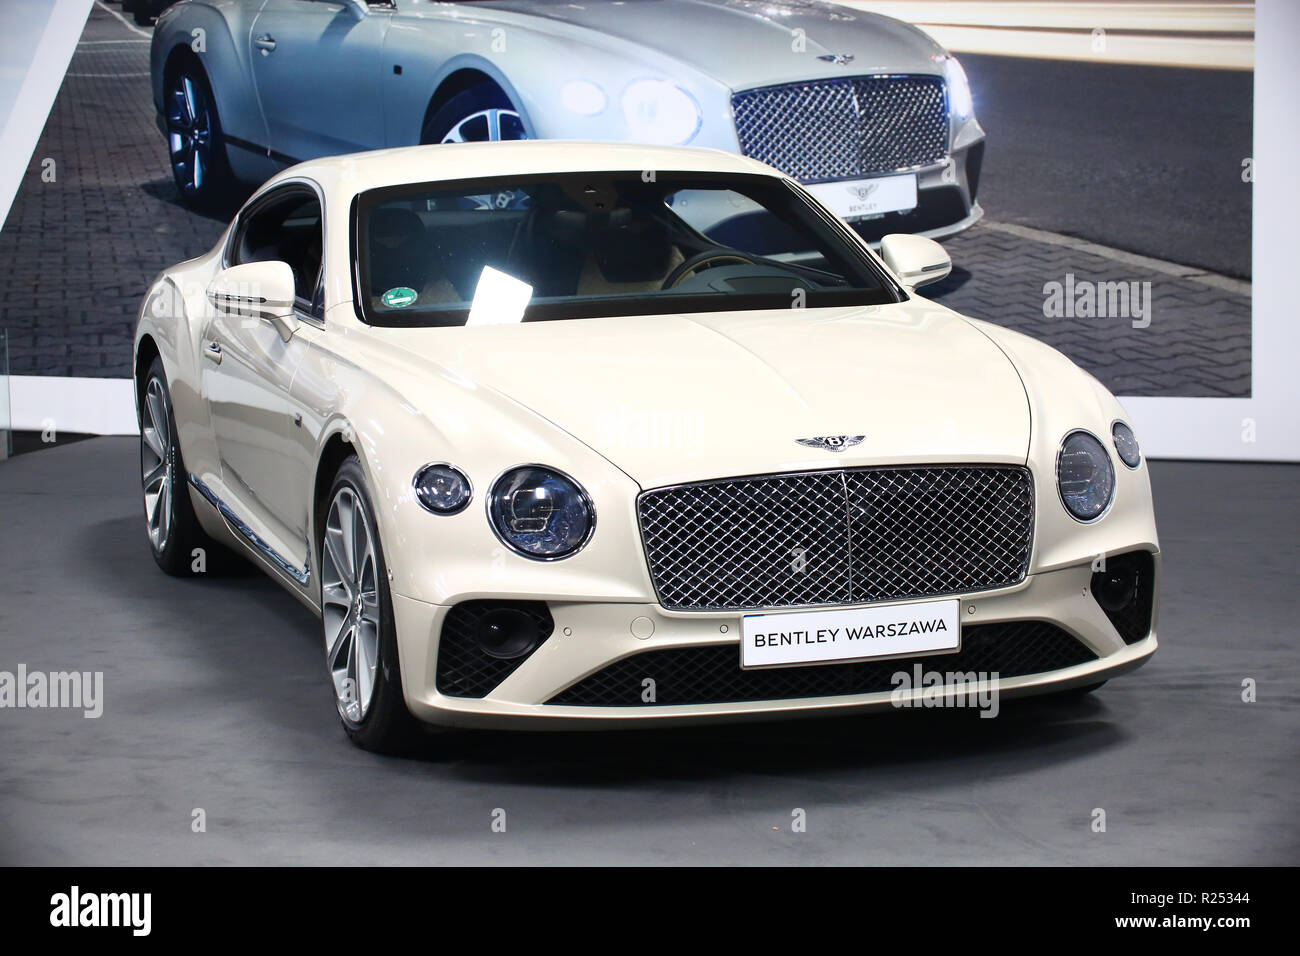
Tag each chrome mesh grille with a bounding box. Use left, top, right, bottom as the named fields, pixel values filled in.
left=638, top=466, right=1033, bottom=611
left=731, top=75, right=948, bottom=182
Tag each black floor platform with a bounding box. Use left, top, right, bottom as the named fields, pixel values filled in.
left=0, top=438, right=1295, bottom=864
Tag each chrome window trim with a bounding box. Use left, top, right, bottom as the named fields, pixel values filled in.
left=222, top=176, right=329, bottom=323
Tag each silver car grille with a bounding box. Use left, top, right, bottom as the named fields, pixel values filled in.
left=638, top=466, right=1034, bottom=611
left=730, top=75, right=949, bottom=182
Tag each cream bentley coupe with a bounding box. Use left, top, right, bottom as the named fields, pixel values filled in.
left=134, top=142, right=1158, bottom=751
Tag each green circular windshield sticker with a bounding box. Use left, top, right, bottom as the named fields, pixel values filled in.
left=382, top=286, right=418, bottom=308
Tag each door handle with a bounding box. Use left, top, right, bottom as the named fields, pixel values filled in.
left=204, top=341, right=223, bottom=364
left=254, top=33, right=277, bottom=54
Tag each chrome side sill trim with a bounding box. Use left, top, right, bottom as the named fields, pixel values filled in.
left=188, top=474, right=311, bottom=586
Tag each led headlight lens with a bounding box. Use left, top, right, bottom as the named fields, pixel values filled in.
left=413, top=463, right=472, bottom=514
left=943, top=55, right=973, bottom=120
left=488, top=466, right=593, bottom=559
left=1057, top=431, right=1116, bottom=521
left=621, top=79, right=702, bottom=145
left=1112, top=421, right=1141, bottom=468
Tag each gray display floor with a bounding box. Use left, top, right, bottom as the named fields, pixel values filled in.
left=0, top=438, right=1295, bottom=864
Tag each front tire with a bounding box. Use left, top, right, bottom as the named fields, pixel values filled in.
left=139, top=357, right=216, bottom=576
left=421, top=82, right=527, bottom=144
left=320, top=457, right=422, bottom=753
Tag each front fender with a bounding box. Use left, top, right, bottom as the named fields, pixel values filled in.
left=300, top=322, right=655, bottom=611
left=968, top=319, right=1160, bottom=574
left=383, top=13, right=735, bottom=151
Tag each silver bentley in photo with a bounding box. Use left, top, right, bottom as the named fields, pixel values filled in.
left=149, top=0, right=985, bottom=241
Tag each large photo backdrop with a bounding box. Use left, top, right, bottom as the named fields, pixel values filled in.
left=0, top=0, right=1291, bottom=460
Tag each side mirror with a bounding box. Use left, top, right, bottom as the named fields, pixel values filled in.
left=879, top=234, right=952, bottom=290
left=207, top=260, right=300, bottom=342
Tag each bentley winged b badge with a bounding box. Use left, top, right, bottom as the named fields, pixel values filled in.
left=796, top=435, right=866, bottom=452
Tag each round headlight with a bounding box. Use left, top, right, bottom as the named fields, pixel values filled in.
left=621, top=79, right=701, bottom=145
left=943, top=55, right=973, bottom=120
left=1057, top=431, right=1116, bottom=521
left=488, top=466, right=594, bottom=559
left=413, top=463, right=472, bottom=514
left=1112, top=421, right=1141, bottom=468
left=561, top=79, right=608, bottom=117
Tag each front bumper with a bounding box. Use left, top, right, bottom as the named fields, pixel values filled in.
left=391, top=553, right=1158, bottom=730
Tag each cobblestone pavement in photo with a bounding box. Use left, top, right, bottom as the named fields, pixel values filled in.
left=0, top=3, right=1251, bottom=397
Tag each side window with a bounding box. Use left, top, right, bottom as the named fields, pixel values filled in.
left=231, top=188, right=324, bottom=316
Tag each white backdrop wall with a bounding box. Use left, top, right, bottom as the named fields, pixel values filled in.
left=1, top=0, right=1296, bottom=461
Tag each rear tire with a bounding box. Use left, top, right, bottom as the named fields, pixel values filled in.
left=163, top=56, right=236, bottom=212
left=139, top=357, right=217, bottom=576
left=320, top=456, right=424, bottom=753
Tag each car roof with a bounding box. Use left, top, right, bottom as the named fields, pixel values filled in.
left=263, top=140, right=785, bottom=196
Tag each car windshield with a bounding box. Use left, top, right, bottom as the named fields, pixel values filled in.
left=353, top=171, right=900, bottom=327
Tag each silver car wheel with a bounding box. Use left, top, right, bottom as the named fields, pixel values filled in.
left=440, top=108, right=526, bottom=144
left=140, top=377, right=174, bottom=553
left=166, top=73, right=211, bottom=194
left=322, top=486, right=381, bottom=723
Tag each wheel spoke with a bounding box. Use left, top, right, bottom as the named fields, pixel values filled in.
left=181, top=76, right=197, bottom=126
left=146, top=388, right=167, bottom=446
left=142, top=423, right=165, bottom=460
left=354, top=620, right=375, bottom=713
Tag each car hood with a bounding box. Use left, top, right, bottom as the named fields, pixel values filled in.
left=384, top=302, right=1031, bottom=489
left=473, top=0, right=945, bottom=89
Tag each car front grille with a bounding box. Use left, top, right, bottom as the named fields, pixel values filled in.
left=731, top=75, right=948, bottom=182
left=638, top=466, right=1034, bottom=612
left=548, top=621, right=1095, bottom=707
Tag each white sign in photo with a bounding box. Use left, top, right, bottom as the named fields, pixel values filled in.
left=806, top=173, right=917, bottom=220
left=741, top=598, right=960, bottom=669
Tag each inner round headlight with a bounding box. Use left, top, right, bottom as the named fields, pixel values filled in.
left=621, top=79, right=701, bottom=145
left=413, top=463, right=472, bottom=514
left=488, top=466, right=594, bottom=559
left=1057, top=431, right=1116, bottom=521
left=1112, top=421, right=1141, bottom=468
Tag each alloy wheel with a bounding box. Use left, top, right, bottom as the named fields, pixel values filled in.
left=439, top=108, right=526, bottom=144
left=321, top=487, right=382, bottom=723
left=166, top=72, right=212, bottom=195
left=140, top=377, right=174, bottom=553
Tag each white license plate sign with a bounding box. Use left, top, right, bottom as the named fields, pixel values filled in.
left=806, top=174, right=917, bottom=221
left=741, top=598, right=960, bottom=669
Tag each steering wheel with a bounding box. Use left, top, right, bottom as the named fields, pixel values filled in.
left=661, top=249, right=761, bottom=289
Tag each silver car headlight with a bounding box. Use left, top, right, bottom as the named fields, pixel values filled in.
left=1057, top=431, right=1116, bottom=521
left=621, top=79, right=702, bottom=145
left=488, top=466, right=594, bottom=559
left=1112, top=421, right=1142, bottom=468
left=943, top=55, right=973, bottom=120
